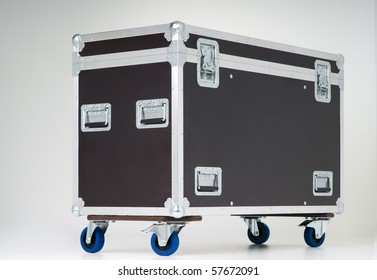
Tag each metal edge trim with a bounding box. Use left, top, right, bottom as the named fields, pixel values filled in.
left=79, top=23, right=171, bottom=43
left=339, top=67, right=345, bottom=213
left=79, top=205, right=342, bottom=216
left=186, top=50, right=340, bottom=85
left=72, top=75, right=80, bottom=215
left=76, top=48, right=169, bottom=71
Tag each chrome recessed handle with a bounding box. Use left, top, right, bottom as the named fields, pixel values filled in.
left=136, top=98, right=169, bottom=129
left=81, top=103, right=111, bottom=132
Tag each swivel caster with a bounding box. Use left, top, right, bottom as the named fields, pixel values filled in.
left=151, top=231, right=180, bottom=256
left=144, top=222, right=185, bottom=256
left=80, top=221, right=108, bottom=253
left=300, top=218, right=329, bottom=248
left=304, top=227, right=325, bottom=247
left=244, top=218, right=270, bottom=245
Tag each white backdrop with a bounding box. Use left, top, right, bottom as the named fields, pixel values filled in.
left=0, top=0, right=376, bottom=259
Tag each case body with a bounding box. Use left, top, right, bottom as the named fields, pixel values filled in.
left=72, top=22, right=344, bottom=218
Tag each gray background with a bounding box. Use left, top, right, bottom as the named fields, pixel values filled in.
left=0, top=0, right=376, bottom=259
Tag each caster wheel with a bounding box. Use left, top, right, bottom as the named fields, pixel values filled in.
left=151, top=231, right=179, bottom=256
left=247, top=222, right=270, bottom=244
left=304, top=227, right=325, bottom=247
left=80, top=227, right=105, bottom=253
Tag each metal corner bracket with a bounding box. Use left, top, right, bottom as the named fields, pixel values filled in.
left=164, top=21, right=189, bottom=42
left=337, top=54, right=345, bottom=91
left=72, top=34, right=84, bottom=76
left=72, top=197, right=85, bottom=216
left=72, top=34, right=85, bottom=52
left=336, top=53, right=344, bottom=71
left=164, top=197, right=190, bottom=218
left=166, top=21, right=189, bottom=67
left=336, top=197, right=345, bottom=214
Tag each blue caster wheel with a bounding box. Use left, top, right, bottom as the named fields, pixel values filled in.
left=304, top=227, right=325, bottom=247
left=247, top=222, right=270, bottom=244
left=80, top=227, right=105, bottom=253
left=150, top=231, right=179, bottom=256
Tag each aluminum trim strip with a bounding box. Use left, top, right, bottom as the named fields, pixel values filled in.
left=169, top=23, right=186, bottom=218
left=75, top=48, right=169, bottom=71
left=79, top=205, right=341, bottom=216
left=339, top=81, right=345, bottom=213
left=73, top=75, right=79, bottom=208
left=186, top=49, right=341, bottom=85
left=186, top=206, right=342, bottom=215
left=80, top=23, right=170, bottom=43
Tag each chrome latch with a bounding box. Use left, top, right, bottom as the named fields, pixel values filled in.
left=313, top=171, right=333, bottom=196
left=315, top=60, right=331, bottom=103
left=81, top=103, right=111, bottom=132
left=136, top=98, right=169, bottom=129
left=195, top=167, right=222, bottom=196
left=197, top=38, right=219, bottom=88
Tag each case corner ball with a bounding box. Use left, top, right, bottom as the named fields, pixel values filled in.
left=72, top=34, right=85, bottom=52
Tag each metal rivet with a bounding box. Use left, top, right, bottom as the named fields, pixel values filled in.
left=304, top=85, right=307, bottom=90
left=304, top=201, right=307, bottom=205
left=230, top=74, right=233, bottom=79
left=230, top=201, right=234, bottom=206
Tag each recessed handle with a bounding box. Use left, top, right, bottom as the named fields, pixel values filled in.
left=81, top=103, right=111, bottom=132
left=313, top=171, right=333, bottom=196
left=136, top=99, right=169, bottom=129
left=195, top=167, right=222, bottom=196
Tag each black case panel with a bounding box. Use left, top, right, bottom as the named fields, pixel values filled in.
left=184, top=63, right=340, bottom=207
left=79, top=62, right=171, bottom=207
left=80, top=33, right=169, bottom=57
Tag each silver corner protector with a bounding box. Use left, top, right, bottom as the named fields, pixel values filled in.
left=336, top=198, right=344, bottom=214
left=167, top=42, right=187, bottom=66
left=338, top=70, right=344, bottom=90
left=167, top=35, right=188, bottom=67
left=336, top=54, right=345, bottom=71
left=72, top=197, right=85, bottom=216
left=164, top=197, right=190, bottom=218
left=336, top=54, right=345, bottom=90
left=72, top=34, right=85, bottom=53
left=72, top=34, right=83, bottom=76
left=164, top=21, right=189, bottom=42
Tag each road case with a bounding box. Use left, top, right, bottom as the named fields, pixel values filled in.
left=72, top=21, right=344, bottom=256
